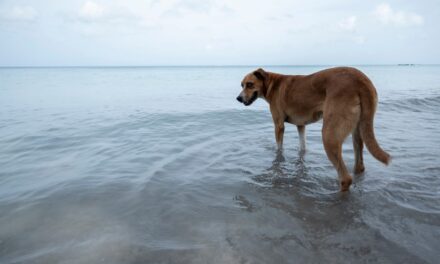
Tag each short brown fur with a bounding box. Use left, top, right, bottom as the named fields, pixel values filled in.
left=237, top=67, right=391, bottom=191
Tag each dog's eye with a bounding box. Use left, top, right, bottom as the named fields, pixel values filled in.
left=246, top=82, right=253, bottom=88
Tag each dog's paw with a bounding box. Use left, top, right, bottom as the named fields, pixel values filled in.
left=354, top=164, right=365, bottom=174
left=340, top=178, right=353, bottom=192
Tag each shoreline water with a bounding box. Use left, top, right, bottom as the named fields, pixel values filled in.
left=1, top=65, right=439, bottom=263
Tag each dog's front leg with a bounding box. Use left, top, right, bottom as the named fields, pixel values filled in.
left=271, top=108, right=285, bottom=150
left=274, top=123, right=285, bottom=149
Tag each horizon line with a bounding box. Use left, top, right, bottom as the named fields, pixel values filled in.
left=1, top=63, right=439, bottom=68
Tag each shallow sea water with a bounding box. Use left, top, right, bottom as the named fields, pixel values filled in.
left=0, top=66, right=439, bottom=263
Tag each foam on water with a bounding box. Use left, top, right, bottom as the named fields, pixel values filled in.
left=0, top=66, right=439, bottom=263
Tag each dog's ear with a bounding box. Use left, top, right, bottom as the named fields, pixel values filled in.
left=253, top=68, right=267, bottom=81
left=254, top=68, right=271, bottom=98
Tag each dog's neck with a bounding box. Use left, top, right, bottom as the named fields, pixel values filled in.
left=262, top=72, right=296, bottom=103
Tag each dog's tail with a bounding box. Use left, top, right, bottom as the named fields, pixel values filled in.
left=358, top=81, right=391, bottom=165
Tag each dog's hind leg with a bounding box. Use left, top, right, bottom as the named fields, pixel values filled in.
left=322, top=121, right=353, bottom=191
left=322, top=102, right=360, bottom=191
left=352, top=125, right=365, bottom=174
left=297, top=125, right=306, bottom=153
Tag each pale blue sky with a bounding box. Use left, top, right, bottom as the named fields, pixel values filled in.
left=0, top=0, right=439, bottom=66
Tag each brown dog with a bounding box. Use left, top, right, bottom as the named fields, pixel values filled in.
left=236, top=67, right=390, bottom=191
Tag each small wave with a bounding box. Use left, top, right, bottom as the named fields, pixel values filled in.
left=380, top=95, right=440, bottom=112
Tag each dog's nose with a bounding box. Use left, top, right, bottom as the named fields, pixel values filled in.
left=236, top=96, right=243, bottom=103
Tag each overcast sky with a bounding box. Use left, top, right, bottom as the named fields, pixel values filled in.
left=0, top=0, right=439, bottom=66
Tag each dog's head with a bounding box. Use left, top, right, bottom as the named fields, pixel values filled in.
left=236, top=68, right=268, bottom=106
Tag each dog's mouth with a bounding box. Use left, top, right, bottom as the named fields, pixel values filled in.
left=243, top=91, right=258, bottom=106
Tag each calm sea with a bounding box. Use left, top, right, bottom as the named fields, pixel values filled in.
left=0, top=66, right=439, bottom=263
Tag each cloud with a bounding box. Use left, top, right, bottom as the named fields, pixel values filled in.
left=0, top=6, right=37, bottom=21
left=335, top=16, right=365, bottom=45
left=339, top=16, right=357, bottom=32
left=79, top=1, right=105, bottom=20
left=374, top=3, right=424, bottom=26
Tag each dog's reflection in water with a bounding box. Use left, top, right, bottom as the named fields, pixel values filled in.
left=253, top=149, right=308, bottom=188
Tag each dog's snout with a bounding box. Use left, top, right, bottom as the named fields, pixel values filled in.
left=236, top=96, right=243, bottom=103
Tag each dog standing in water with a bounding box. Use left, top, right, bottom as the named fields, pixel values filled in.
left=236, top=67, right=390, bottom=191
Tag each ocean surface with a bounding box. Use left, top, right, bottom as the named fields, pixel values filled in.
left=0, top=65, right=439, bottom=263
